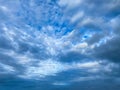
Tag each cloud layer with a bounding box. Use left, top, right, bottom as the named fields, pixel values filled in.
left=0, top=0, right=120, bottom=90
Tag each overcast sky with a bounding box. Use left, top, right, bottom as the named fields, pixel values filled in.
left=0, top=0, right=120, bottom=90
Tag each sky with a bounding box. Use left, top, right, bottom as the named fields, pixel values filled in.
left=0, top=0, right=120, bottom=90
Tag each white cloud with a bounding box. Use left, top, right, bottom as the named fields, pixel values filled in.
left=19, top=59, right=68, bottom=79
left=17, top=59, right=118, bottom=80
left=71, top=11, right=84, bottom=23
left=71, top=76, right=101, bottom=82
left=0, top=6, right=8, bottom=11
left=72, top=42, right=88, bottom=49
left=58, top=0, right=82, bottom=8
left=0, top=63, right=15, bottom=73
left=75, top=61, right=100, bottom=68
left=76, top=76, right=99, bottom=81
left=52, top=82, right=68, bottom=86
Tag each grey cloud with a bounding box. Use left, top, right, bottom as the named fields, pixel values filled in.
left=86, top=33, right=104, bottom=45
left=82, top=0, right=120, bottom=17
left=16, top=41, right=49, bottom=60
left=92, top=36, right=120, bottom=63
left=111, top=15, right=120, bottom=34
left=0, top=35, right=13, bottom=50
left=89, top=15, right=120, bottom=63
left=0, top=53, right=15, bottom=65
left=58, top=51, right=89, bottom=62
left=0, top=52, right=26, bottom=75
left=62, top=0, right=120, bottom=64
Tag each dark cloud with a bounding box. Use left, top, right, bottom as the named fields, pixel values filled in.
left=58, top=51, right=89, bottom=62
left=90, top=16, right=120, bottom=63
left=92, top=36, right=120, bottom=63
left=0, top=35, right=13, bottom=50
left=82, top=0, right=120, bottom=17
left=86, top=33, right=104, bottom=45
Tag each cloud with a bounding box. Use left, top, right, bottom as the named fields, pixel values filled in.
left=92, top=36, right=120, bottom=63
left=0, top=0, right=120, bottom=90
left=52, top=82, right=68, bottom=86
left=0, top=63, right=15, bottom=74
left=17, top=59, right=118, bottom=80
left=58, top=0, right=83, bottom=9
left=71, top=11, right=84, bottom=23
left=18, top=59, right=67, bottom=79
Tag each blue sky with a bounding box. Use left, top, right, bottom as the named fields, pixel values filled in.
left=0, top=0, right=120, bottom=90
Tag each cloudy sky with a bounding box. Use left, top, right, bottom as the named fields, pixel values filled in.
left=0, top=0, right=120, bottom=90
